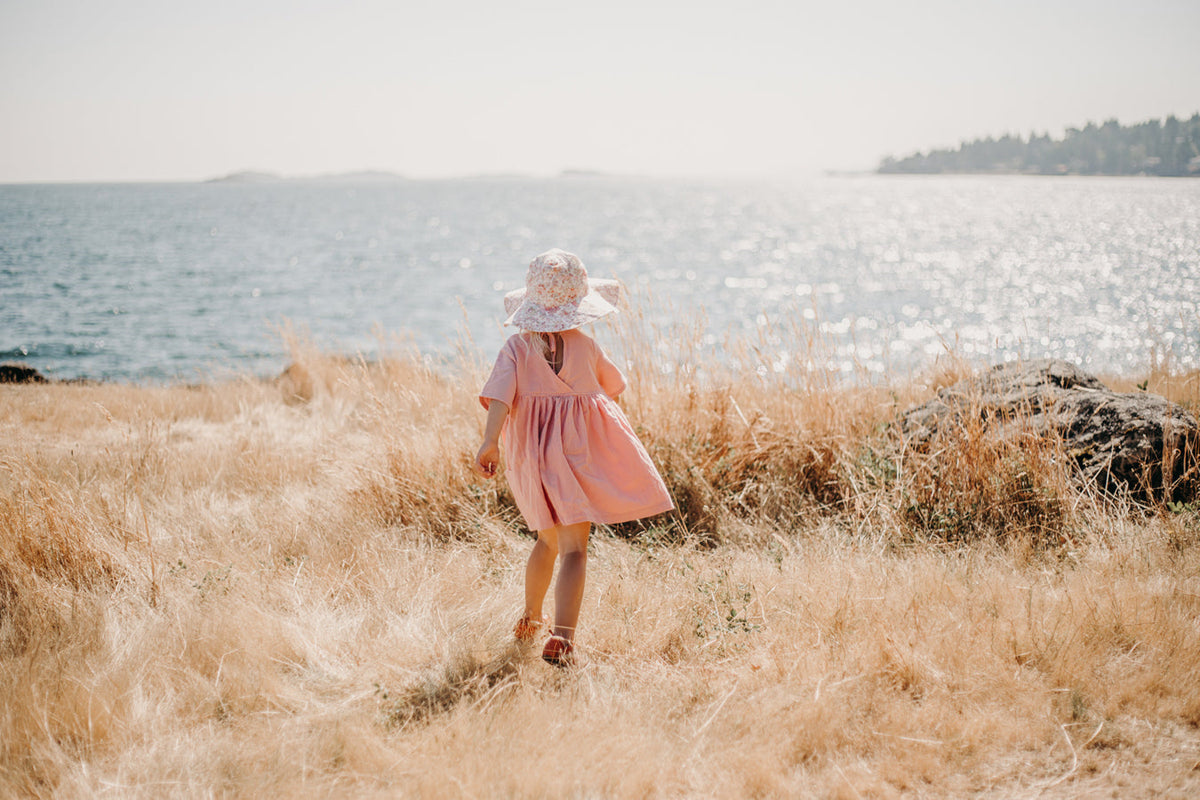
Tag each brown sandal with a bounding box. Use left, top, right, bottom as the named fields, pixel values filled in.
left=541, top=635, right=575, bottom=667
left=514, top=614, right=548, bottom=643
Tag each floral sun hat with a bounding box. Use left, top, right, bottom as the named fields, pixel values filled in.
left=503, top=249, right=623, bottom=332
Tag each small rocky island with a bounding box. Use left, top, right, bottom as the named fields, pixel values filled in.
left=205, top=169, right=407, bottom=183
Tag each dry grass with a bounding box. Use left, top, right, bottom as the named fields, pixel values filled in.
left=2, top=322, right=1199, bottom=798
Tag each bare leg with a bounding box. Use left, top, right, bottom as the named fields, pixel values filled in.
left=552, top=522, right=591, bottom=642
left=524, top=528, right=559, bottom=620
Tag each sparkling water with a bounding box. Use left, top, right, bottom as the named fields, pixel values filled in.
left=2, top=175, right=1197, bottom=382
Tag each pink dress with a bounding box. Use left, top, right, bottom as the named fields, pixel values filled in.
left=479, top=329, right=675, bottom=531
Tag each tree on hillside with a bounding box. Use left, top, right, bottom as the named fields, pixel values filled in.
left=878, top=113, right=1200, bottom=176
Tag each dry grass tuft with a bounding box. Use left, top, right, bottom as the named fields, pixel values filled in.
left=0, top=462, right=123, bottom=657
left=378, top=644, right=524, bottom=729
left=893, top=417, right=1074, bottom=546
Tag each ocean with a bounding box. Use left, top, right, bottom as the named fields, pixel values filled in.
left=2, top=174, right=1198, bottom=383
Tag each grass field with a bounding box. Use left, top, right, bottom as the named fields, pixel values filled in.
left=3, top=321, right=1199, bottom=798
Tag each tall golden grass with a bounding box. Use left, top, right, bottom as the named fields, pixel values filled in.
left=2, top=315, right=1199, bottom=798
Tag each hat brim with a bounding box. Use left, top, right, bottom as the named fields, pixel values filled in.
left=503, top=278, right=624, bottom=332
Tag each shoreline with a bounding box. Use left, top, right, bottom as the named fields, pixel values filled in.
left=876, top=168, right=1200, bottom=178
left=6, top=354, right=1200, bottom=399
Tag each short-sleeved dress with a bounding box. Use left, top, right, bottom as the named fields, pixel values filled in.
left=479, top=329, right=675, bottom=531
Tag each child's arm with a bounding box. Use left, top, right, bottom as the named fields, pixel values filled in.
left=474, top=399, right=510, bottom=478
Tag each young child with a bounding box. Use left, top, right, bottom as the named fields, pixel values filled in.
left=474, top=249, right=674, bottom=666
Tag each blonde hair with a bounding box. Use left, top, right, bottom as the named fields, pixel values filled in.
left=522, top=331, right=563, bottom=362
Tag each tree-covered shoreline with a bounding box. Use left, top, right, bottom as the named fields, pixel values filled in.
left=879, top=113, right=1200, bottom=176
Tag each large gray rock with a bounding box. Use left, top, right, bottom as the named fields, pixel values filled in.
left=900, top=359, right=1199, bottom=501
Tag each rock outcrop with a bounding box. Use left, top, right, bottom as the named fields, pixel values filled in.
left=900, top=359, right=1199, bottom=501
left=0, top=363, right=47, bottom=383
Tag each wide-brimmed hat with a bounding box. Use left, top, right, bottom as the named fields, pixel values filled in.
left=503, top=249, right=623, bottom=332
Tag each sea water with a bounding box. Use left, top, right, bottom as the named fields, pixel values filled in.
left=1, top=175, right=1198, bottom=382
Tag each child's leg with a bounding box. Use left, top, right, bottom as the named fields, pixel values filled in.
left=524, top=528, right=559, bottom=620
left=552, top=522, right=591, bottom=641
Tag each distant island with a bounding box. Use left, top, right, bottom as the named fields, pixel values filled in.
left=205, top=170, right=283, bottom=183
left=206, top=169, right=407, bottom=184
left=879, top=113, right=1200, bottom=177
left=203, top=168, right=644, bottom=184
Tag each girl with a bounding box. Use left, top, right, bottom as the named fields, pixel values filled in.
left=475, top=249, right=674, bottom=667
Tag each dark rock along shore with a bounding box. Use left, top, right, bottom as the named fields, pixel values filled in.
left=0, top=363, right=48, bottom=384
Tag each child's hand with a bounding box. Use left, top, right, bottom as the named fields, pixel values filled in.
left=475, top=441, right=500, bottom=478
left=475, top=399, right=508, bottom=478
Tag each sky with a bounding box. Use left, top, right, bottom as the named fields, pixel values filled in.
left=1, top=0, right=1198, bottom=182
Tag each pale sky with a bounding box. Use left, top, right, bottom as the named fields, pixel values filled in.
left=1, top=0, right=1198, bottom=182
